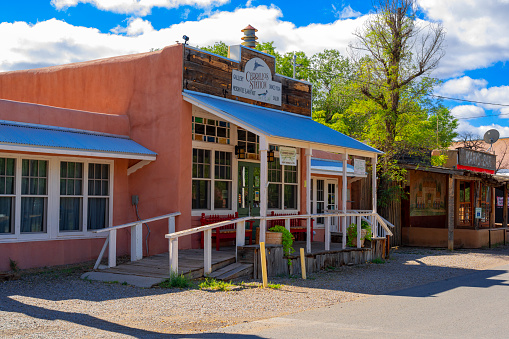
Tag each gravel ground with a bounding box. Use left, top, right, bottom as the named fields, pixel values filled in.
left=1, top=246, right=508, bottom=338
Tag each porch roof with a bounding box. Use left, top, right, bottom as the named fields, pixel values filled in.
left=183, top=90, right=382, bottom=157
left=311, top=158, right=365, bottom=177
left=0, top=120, right=157, bottom=160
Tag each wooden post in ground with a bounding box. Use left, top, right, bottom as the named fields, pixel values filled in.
left=448, top=176, right=455, bottom=251
left=300, top=247, right=306, bottom=280
left=491, top=185, right=496, bottom=228
left=504, top=184, right=508, bottom=228
left=260, top=242, right=268, bottom=287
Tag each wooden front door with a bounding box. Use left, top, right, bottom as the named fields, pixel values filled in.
left=237, top=162, right=260, bottom=221
left=458, top=181, right=473, bottom=227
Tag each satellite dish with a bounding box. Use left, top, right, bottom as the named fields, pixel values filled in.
left=483, top=129, right=499, bottom=152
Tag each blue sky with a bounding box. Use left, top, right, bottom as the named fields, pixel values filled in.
left=1, top=0, right=509, bottom=138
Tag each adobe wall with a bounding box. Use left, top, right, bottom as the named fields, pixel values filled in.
left=402, top=227, right=506, bottom=248
left=0, top=44, right=193, bottom=256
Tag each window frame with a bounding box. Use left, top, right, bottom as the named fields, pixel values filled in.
left=0, top=153, right=113, bottom=243
left=267, top=156, right=300, bottom=212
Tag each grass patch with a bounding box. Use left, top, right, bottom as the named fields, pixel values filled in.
left=199, top=277, right=236, bottom=291
left=267, top=282, right=282, bottom=289
left=371, top=258, right=386, bottom=264
left=159, top=273, right=194, bottom=289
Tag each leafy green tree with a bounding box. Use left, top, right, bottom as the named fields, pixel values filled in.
left=200, top=41, right=229, bottom=57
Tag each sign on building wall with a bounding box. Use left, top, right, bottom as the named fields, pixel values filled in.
left=354, top=159, right=365, bottom=175
left=457, top=148, right=496, bottom=173
left=409, top=171, right=447, bottom=217
left=279, top=146, right=297, bottom=166
left=232, top=58, right=282, bottom=106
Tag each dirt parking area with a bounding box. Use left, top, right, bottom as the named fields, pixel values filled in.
left=1, top=246, right=508, bottom=338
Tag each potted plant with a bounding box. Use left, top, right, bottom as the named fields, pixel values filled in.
left=268, top=225, right=295, bottom=256
left=346, top=221, right=372, bottom=247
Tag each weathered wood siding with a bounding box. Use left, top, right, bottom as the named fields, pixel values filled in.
left=182, top=46, right=312, bottom=116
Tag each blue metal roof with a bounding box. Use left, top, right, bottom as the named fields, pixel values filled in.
left=183, top=90, right=382, bottom=154
left=311, top=159, right=362, bottom=175
left=0, top=120, right=157, bottom=159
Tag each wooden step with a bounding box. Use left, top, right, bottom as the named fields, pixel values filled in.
left=208, top=263, right=253, bottom=281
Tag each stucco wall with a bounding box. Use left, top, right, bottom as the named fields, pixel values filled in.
left=402, top=227, right=506, bottom=248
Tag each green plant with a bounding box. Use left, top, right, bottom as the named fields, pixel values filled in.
left=199, top=277, right=235, bottom=291
left=371, top=258, right=386, bottom=264
left=346, top=221, right=372, bottom=247
left=267, top=282, right=282, bottom=289
left=159, top=273, right=194, bottom=289
left=9, top=258, right=19, bottom=272
left=268, top=225, right=295, bottom=256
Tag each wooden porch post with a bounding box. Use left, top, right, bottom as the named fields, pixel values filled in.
left=306, top=148, right=312, bottom=253
left=491, top=185, right=496, bottom=228
left=259, top=136, right=268, bottom=244
left=503, top=183, right=508, bottom=228
left=342, top=152, right=348, bottom=248
left=372, top=155, right=377, bottom=238
left=448, top=175, right=455, bottom=251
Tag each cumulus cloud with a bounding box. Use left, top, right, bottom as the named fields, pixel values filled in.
left=51, top=0, right=229, bottom=16
left=418, top=0, right=509, bottom=77
left=335, top=5, right=361, bottom=19
left=456, top=120, right=509, bottom=138
left=0, top=6, right=370, bottom=72
left=439, top=76, right=488, bottom=97
left=450, top=105, right=485, bottom=119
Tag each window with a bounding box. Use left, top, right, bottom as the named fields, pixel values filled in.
left=192, top=149, right=211, bottom=209
left=0, top=158, right=15, bottom=234
left=237, top=128, right=259, bottom=160
left=60, top=162, right=83, bottom=232
left=21, top=160, right=47, bottom=233
left=88, top=163, right=110, bottom=230
left=458, top=181, right=472, bottom=226
left=268, top=159, right=298, bottom=210
left=192, top=116, right=230, bottom=144
left=214, top=151, right=232, bottom=209
left=192, top=148, right=233, bottom=211
left=478, top=184, right=490, bottom=226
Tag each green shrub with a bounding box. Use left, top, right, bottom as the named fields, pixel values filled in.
left=199, top=277, right=235, bottom=291
left=268, top=225, right=295, bottom=256
left=159, top=273, right=194, bottom=289
left=346, top=221, right=372, bottom=247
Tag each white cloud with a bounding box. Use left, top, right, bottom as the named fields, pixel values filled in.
left=450, top=105, right=485, bottom=119
left=456, top=120, right=509, bottom=138
left=418, top=0, right=509, bottom=77
left=51, top=0, right=229, bottom=16
left=336, top=5, right=361, bottom=19
left=0, top=6, right=370, bottom=72
left=111, top=18, right=154, bottom=36
left=439, top=76, right=488, bottom=97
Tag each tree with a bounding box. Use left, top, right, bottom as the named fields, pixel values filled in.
left=200, top=41, right=229, bottom=57
left=347, top=0, right=446, bottom=206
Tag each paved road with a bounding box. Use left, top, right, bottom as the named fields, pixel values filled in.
left=213, top=264, right=509, bottom=338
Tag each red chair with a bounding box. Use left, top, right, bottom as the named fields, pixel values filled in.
left=266, top=211, right=314, bottom=242
left=200, top=212, right=253, bottom=251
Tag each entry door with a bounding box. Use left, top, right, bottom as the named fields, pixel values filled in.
left=238, top=162, right=260, bottom=219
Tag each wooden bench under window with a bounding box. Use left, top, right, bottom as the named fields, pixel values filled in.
left=200, top=212, right=253, bottom=251
left=266, top=211, right=314, bottom=242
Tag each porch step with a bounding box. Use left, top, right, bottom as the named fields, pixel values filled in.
left=208, top=263, right=253, bottom=281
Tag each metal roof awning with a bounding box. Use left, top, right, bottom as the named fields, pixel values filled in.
left=183, top=90, right=382, bottom=157
left=0, top=120, right=157, bottom=160
left=311, top=159, right=366, bottom=177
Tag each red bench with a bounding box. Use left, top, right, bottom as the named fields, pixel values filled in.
left=200, top=212, right=253, bottom=251
left=266, top=211, right=314, bottom=242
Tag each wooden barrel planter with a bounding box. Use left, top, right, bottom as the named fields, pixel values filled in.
left=255, top=228, right=283, bottom=245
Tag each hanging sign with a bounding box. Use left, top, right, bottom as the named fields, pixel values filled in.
left=475, top=208, right=482, bottom=219
left=232, top=58, right=282, bottom=106
left=279, top=146, right=297, bottom=166
left=354, top=159, right=366, bottom=175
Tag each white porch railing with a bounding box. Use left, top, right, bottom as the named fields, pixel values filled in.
left=165, top=211, right=392, bottom=275
left=92, top=212, right=181, bottom=269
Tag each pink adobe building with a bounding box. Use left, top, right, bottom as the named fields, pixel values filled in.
left=0, top=37, right=381, bottom=271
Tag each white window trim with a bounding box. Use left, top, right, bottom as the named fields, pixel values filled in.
left=267, top=155, right=301, bottom=213
left=311, top=177, right=338, bottom=229
left=0, top=153, right=113, bottom=244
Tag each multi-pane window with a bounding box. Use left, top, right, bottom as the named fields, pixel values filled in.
left=192, top=116, right=230, bottom=144
left=88, top=164, right=109, bottom=230
left=214, top=151, right=232, bottom=209
left=192, top=149, right=211, bottom=209
left=479, top=184, right=490, bottom=226
left=20, top=160, right=47, bottom=233
left=267, top=159, right=298, bottom=210
left=0, top=158, right=15, bottom=234
left=192, top=149, right=233, bottom=211
left=60, top=162, right=83, bottom=232
left=458, top=181, right=472, bottom=226
left=237, top=128, right=259, bottom=160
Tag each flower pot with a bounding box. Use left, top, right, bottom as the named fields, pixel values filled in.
left=255, top=228, right=283, bottom=245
